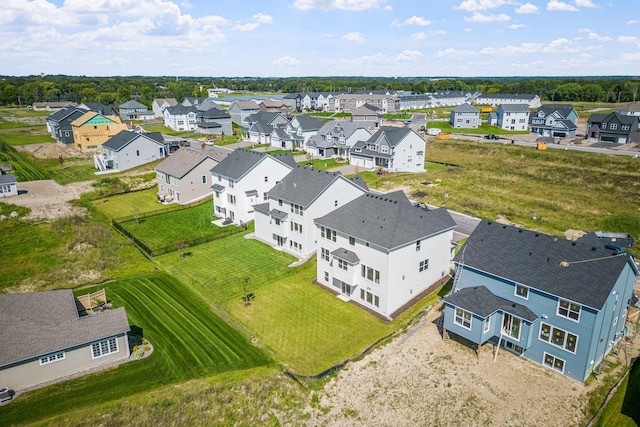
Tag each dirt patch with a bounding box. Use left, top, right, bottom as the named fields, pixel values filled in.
left=565, top=229, right=586, bottom=240
left=14, top=142, right=92, bottom=159
left=304, top=306, right=632, bottom=427
left=9, top=180, right=94, bottom=220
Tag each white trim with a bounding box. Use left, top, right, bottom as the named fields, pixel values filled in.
left=557, top=298, right=581, bottom=322
left=91, top=337, right=119, bottom=359
left=454, top=307, right=472, bottom=330
left=543, top=352, right=565, bottom=374
left=514, top=284, right=529, bottom=300
left=539, top=322, right=578, bottom=354
left=40, top=351, right=66, bottom=365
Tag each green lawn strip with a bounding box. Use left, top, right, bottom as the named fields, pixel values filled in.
left=141, top=124, right=192, bottom=136
left=297, top=158, right=344, bottom=170
left=593, top=358, right=640, bottom=427
left=426, top=121, right=528, bottom=135
left=0, top=272, right=270, bottom=425
left=0, top=138, right=49, bottom=181
left=91, top=188, right=164, bottom=219
left=0, top=129, right=54, bottom=145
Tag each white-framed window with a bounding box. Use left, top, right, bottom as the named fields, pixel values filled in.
left=455, top=308, right=472, bottom=330
left=557, top=299, right=580, bottom=322
left=539, top=323, right=578, bottom=353
left=91, top=337, right=119, bottom=359
left=349, top=236, right=355, bottom=246
left=324, top=271, right=329, bottom=282
left=381, top=145, right=389, bottom=154
left=337, top=258, right=348, bottom=271
left=361, top=264, right=380, bottom=284
left=601, top=123, right=607, bottom=129
left=543, top=352, right=565, bottom=373
left=483, top=316, right=491, bottom=333
left=228, top=180, right=234, bottom=188
left=228, top=194, right=236, bottom=205
left=291, top=203, right=303, bottom=215
left=321, top=227, right=336, bottom=242
left=419, top=259, right=429, bottom=272
left=320, top=247, right=330, bottom=261
left=416, top=240, right=421, bottom=251
left=515, top=284, right=529, bottom=299
left=290, top=221, right=302, bottom=234
left=278, top=199, right=283, bottom=207
left=360, top=289, right=380, bottom=308
left=263, top=192, right=268, bottom=201
left=503, top=313, right=521, bottom=340
left=610, top=123, right=617, bottom=130
left=264, top=176, right=268, bottom=182
left=40, top=351, right=65, bottom=365
left=201, top=175, right=206, bottom=184
left=622, top=124, right=630, bottom=131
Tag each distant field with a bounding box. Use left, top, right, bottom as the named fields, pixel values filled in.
left=0, top=272, right=271, bottom=425
left=0, top=126, right=54, bottom=145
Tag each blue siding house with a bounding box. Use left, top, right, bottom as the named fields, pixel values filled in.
left=442, top=220, right=637, bottom=382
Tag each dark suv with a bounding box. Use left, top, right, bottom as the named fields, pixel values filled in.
left=484, top=134, right=499, bottom=140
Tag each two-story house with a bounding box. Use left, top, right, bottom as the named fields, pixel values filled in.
left=163, top=104, right=199, bottom=131
left=46, top=105, right=87, bottom=146
left=450, top=103, right=481, bottom=128
left=254, top=166, right=368, bottom=258
left=156, top=147, right=229, bottom=204
left=96, top=130, right=167, bottom=172
left=229, top=100, right=261, bottom=126
left=246, top=112, right=289, bottom=144
left=196, top=107, right=232, bottom=135
left=314, top=191, right=456, bottom=318
left=349, top=126, right=425, bottom=173
left=586, top=111, right=640, bottom=144
left=71, top=111, right=129, bottom=153
left=118, top=100, right=154, bottom=121
left=475, top=94, right=541, bottom=109
left=210, top=148, right=297, bottom=225
left=270, top=115, right=324, bottom=150
left=307, top=120, right=373, bottom=159
left=442, top=220, right=638, bottom=383
left=529, top=104, right=578, bottom=138
left=497, top=104, right=530, bottom=131
left=152, top=98, right=178, bottom=118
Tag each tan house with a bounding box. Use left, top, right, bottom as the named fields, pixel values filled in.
left=71, top=111, right=128, bottom=152
left=0, top=290, right=130, bottom=393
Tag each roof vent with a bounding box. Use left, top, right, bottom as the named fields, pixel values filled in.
left=592, top=247, right=597, bottom=251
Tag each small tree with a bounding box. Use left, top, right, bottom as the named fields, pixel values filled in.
left=175, top=236, right=189, bottom=260
left=58, top=155, right=65, bottom=166
left=242, top=276, right=255, bottom=306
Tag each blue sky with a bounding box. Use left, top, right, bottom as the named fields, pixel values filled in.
left=2, top=0, right=639, bottom=77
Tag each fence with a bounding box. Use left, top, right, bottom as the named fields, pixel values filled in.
left=114, top=196, right=212, bottom=223
left=76, top=288, right=107, bottom=311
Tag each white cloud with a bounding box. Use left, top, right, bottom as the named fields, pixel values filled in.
left=384, top=5, right=392, bottom=10
left=412, top=32, right=427, bottom=41
left=618, top=35, right=640, bottom=47
left=627, top=20, right=639, bottom=25
left=621, top=52, right=640, bottom=61
left=464, top=12, right=511, bottom=22
left=480, top=42, right=544, bottom=55
left=508, top=24, right=526, bottom=29
left=433, top=30, right=447, bottom=35
left=435, top=48, right=478, bottom=57
left=515, top=3, right=539, bottom=14
left=292, top=0, right=387, bottom=11
left=342, top=31, right=366, bottom=43
left=392, top=16, right=432, bottom=27
left=542, top=37, right=581, bottom=53
left=454, top=0, right=509, bottom=12
left=588, top=32, right=611, bottom=41
left=396, top=50, right=423, bottom=61
left=272, top=56, right=301, bottom=66
left=233, top=13, right=273, bottom=31
left=546, top=1, right=578, bottom=11
left=574, top=0, right=596, bottom=7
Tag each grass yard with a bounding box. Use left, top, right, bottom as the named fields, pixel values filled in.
left=297, top=157, right=345, bottom=170
left=141, top=124, right=192, bottom=136
left=91, top=188, right=166, bottom=219
left=593, top=358, right=640, bottom=427
left=0, top=272, right=271, bottom=425
left=119, top=202, right=240, bottom=251
left=426, top=121, right=529, bottom=135
left=0, top=138, right=49, bottom=181
left=160, top=234, right=446, bottom=374
left=0, top=125, right=55, bottom=145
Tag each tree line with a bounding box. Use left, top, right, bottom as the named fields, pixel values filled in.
left=0, top=75, right=637, bottom=107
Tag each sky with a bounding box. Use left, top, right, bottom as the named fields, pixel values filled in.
left=1, top=0, right=639, bottom=77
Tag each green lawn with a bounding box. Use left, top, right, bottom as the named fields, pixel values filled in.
left=160, top=234, right=443, bottom=374
left=0, top=272, right=271, bottom=425
left=0, top=138, right=49, bottom=181
left=297, top=157, right=345, bottom=170
left=426, top=121, right=529, bottom=135
left=0, top=126, right=54, bottom=145
left=91, top=188, right=166, bottom=219
left=141, top=124, right=192, bottom=136
left=594, top=358, right=640, bottom=427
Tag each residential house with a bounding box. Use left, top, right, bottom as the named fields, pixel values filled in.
left=71, top=111, right=128, bottom=153
left=163, top=104, right=198, bottom=131
left=46, top=106, right=87, bottom=145
left=283, top=93, right=303, bottom=112
left=475, top=94, right=541, bottom=109
left=207, top=87, right=233, bottom=97
left=31, top=101, right=76, bottom=111
left=156, top=147, right=229, bottom=204
left=151, top=98, right=178, bottom=118
left=307, top=120, right=373, bottom=159
left=196, top=107, right=232, bottom=135
left=119, top=100, right=154, bottom=121
left=196, top=98, right=225, bottom=112
left=586, top=111, right=640, bottom=144
left=78, top=102, right=119, bottom=117
left=615, top=102, right=640, bottom=117
left=259, top=99, right=293, bottom=117
left=229, top=100, right=260, bottom=126
left=335, top=94, right=400, bottom=114
left=314, top=191, right=456, bottom=318
left=497, top=104, right=530, bottom=131
left=487, top=111, right=498, bottom=126
left=350, top=126, right=425, bottom=173
left=0, top=173, right=18, bottom=197
left=529, top=104, right=578, bottom=138
left=210, top=148, right=297, bottom=224
left=0, top=289, right=130, bottom=392
left=300, top=92, right=334, bottom=111
left=450, top=103, right=481, bottom=128
left=254, top=166, right=368, bottom=258
left=351, top=104, right=383, bottom=126
left=95, top=130, right=167, bottom=172
left=442, top=220, right=638, bottom=382
left=246, top=111, right=288, bottom=144
left=270, top=115, right=324, bottom=150
left=182, top=97, right=207, bottom=108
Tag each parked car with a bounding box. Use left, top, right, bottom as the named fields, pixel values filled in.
left=484, top=134, right=499, bottom=140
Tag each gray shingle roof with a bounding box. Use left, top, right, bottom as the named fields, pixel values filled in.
left=197, top=107, right=230, bottom=119
left=315, top=191, right=456, bottom=250
left=268, top=166, right=368, bottom=207
left=454, top=220, right=636, bottom=310
left=102, top=130, right=163, bottom=151
left=499, top=104, right=530, bottom=113
left=367, top=126, right=413, bottom=148
left=166, top=104, right=198, bottom=115
left=210, top=148, right=294, bottom=180
left=0, top=290, right=130, bottom=367
left=119, top=100, right=147, bottom=109
left=293, top=115, right=323, bottom=131
left=452, top=103, right=480, bottom=113
left=331, top=247, right=360, bottom=264
left=156, top=147, right=223, bottom=178
left=443, top=286, right=538, bottom=322
left=318, top=120, right=372, bottom=139
left=536, top=104, right=575, bottom=119
left=0, top=173, right=16, bottom=184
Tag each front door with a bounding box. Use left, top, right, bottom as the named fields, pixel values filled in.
left=341, top=281, right=352, bottom=297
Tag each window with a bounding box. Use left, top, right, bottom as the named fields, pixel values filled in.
left=274, top=218, right=281, bottom=226
left=228, top=180, right=234, bottom=188
left=228, top=194, right=236, bottom=205
left=610, top=123, right=617, bottom=130
left=361, top=290, right=380, bottom=307
left=539, top=323, right=577, bottom=353
left=324, top=271, right=329, bottom=282
left=543, top=352, right=565, bottom=373
left=381, top=145, right=389, bottom=154
left=361, top=264, right=380, bottom=284
left=419, top=259, right=429, bottom=272
left=557, top=299, right=580, bottom=322
left=622, top=124, right=630, bottom=131
left=416, top=240, right=421, bottom=251
left=484, top=316, right=491, bottom=333
left=322, top=227, right=336, bottom=242
left=321, top=247, right=330, bottom=261
left=455, top=308, right=472, bottom=329
left=202, top=175, right=206, bottom=184
left=515, top=284, right=529, bottom=299
left=135, top=149, right=140, bottom=156
left=503, top=314, right=521, bottom=340
left=40, top=351, right=65, bottom=365
left=91, top=337, right=119, bottom=359
left=601, top=123, right=607, bottom=129
left=349, top=236, right=355, bottom=246
left=290, top=222, right=302, bottom=233
left=264, top=176, right=268, bottom=182
left=278, top=199, right=283, bottom=207
left=334, top=200, right=338, bottom=207
left=291, top=203, right=304, bottom=215
left=337, top=258, right=348, bottom=270
left=263, top=192, right=268, bottom=201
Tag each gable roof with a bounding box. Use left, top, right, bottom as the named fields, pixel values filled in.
left=0, top=290, right=130, bottom=367
left=47, top=106, right=87, bottom=123
left=318, top=120, right=372, bottom=139
left=233, top=100, right=260, bottom=110
left=166, top=104, right=198, bottom=116
left=498, top=104, right=530, bottom=113
left=0, top=173, right=16, bottom=184
left=153, top=98, right=178, bottom=107
left=119, top=100, right=147, bottom=110
left=315, top=191, right=456, bottom=250
left=353, top=103, right=382, bottom=115
left=367, top=126, right=414, bottom=148
left=210, top=148, right=295, bottom=180
left=268, top=165, right=368, bottom=207
left=292, top=115, right=323, bottom=131
left=454, top=220, right=636, bottom=310
left=443, top=286, right=538, bottom=322
left=452, top=103, right=480, bottom=113
left=80, top=102, right=118, bottom=116
left=536, top=104, right=576, bottom=119
left=197, top=107, right=231, bottom=119
left=156, top=147, right=221, bottom=178
left=71, top=111, right=120, bottom=127
left=615, top=102, right=640, bottom=114
left=102, top=130, right=163, bottom=152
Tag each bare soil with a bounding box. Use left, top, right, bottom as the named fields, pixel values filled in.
left=304, top=304, right=638, bottom=427
left=8, top=180, right=94, bottom=220
left=14, top=142, right=92, bottom=159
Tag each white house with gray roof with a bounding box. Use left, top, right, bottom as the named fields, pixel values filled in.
left=314, top=191, right=456, bottom=318
left=163, top=104, right=199, bottom=131
left=497, top=104, right=530, bottom=131
left=210, top=148, right=297, bottom=225
left=254, top=166, right=368, bottom=258
left=350, top=126, right=425, bottom=173
left=307, top=120, right=373, bottom=159
left=475, top=94, right=541, bottom=109
left=96, top=130, right=167, bottom=172
left=0, top=173, right=18, bottom=197
left=156, top=147, right=229, bottom=204
left=0, top=289, right=130, bottom=392
left=450, top=103, right=481, bottom=128
left=152, top=98, right=178, bottom=118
